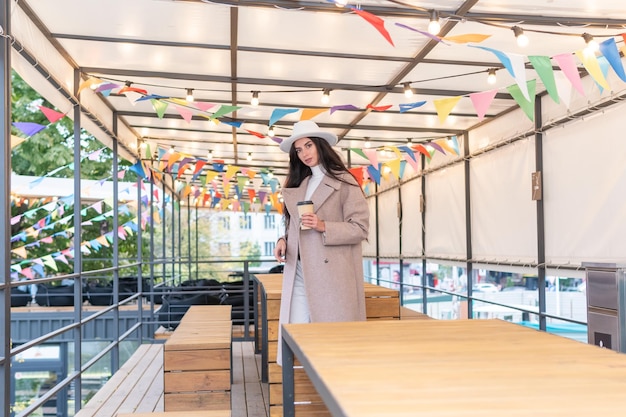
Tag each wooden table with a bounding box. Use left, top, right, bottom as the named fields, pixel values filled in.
left=254, top=273, right=400, bottom=416
left=281, top=319, right=626, bottom=417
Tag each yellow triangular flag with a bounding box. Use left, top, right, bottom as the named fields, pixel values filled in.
left=575, top=50, right=610, bottom=91
left=442, top=34, right=491, bottom=44
left=97, top=236, right=110, bottom=247
left=182, top=184, right=191, bottom=199
left=225, top=165, right=240, bottom=180
left=12, top=246, right=27, bottom=259
left=77, top=77, right=103, bottom=95
left=300, top=108, right=328, bottom=120
left=170, top=98, right=189, bottom=106
left=205, top=171, right=219, bottom=183
left=434, top=138, right=456, bottom=155
left=433, top=96, right=462, bottom=124
left=386, top=158, right=402, bottom=180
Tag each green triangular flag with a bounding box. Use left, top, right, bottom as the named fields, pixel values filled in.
left=507, top=79, right=536, bottom=122
left=211, top=105, right=242, bottom=120
left=151, top=99, right=168, bottom=119
left=528, top=56, right=559, bottom=104
left=351, top=148, right=367, bottom=159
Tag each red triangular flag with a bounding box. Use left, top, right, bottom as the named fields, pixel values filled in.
left=351, top=8, right=395, bottom=47
left=366, top=104, right=393, bottom=112
left=38, top=106, right=65, bottom=123
left=246, top=130, right=266, bottom=138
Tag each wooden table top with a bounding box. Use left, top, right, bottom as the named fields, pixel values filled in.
left=282, top=319, right=626, bottom=416
left=254, top=274, right=398, bottom=298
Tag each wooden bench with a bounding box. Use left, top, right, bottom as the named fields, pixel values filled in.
left=254, top=274, right=400, bottom=417
left=118, top=411, right=230, bottom=417
left=75, top=344, right=164, bottom=417
left=163, top=305, right=232, bottom=412
left=400, top=306, right=433, bottom=320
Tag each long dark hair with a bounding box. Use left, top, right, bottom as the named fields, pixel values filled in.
left=282, top=137, right=358, bottom=230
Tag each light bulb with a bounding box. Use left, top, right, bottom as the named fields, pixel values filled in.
left=186, top=88, right=194, bottom=103
left=512, top=26, right=528, bottom=47
left=403, top=82, right=414, bottom=98
left=582, top=33, right=599, bottom=52
left=335, top=0, right=347, bottom=7
left=251, top=91, right=259, bottom=107
left=364, top=138, right=371, bottom=149
left=427, top=10, right=440, bottom=35
left=169, top=146, right=175, bottom=154
left=268, top=126, right=275, bottom=137
left=487, top=69, right=497, bottom=85
left=247, top=152, right=252, bottom=161
left=321, top=89, right=331, bottom=104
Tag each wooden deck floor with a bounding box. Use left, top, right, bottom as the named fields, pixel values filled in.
left=232, top=341, right=270, bottom=417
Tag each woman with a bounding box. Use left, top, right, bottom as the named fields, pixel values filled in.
left=273, top=120, right=369, bottom=363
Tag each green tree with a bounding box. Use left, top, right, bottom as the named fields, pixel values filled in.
left=240, top=241, right=261, bottom=267
left=10, top=71, right=133, bottom=180
left=10, top=70, right=147, bottom=278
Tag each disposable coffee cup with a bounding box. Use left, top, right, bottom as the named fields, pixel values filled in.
left=297, top=201, right=314, bottom=230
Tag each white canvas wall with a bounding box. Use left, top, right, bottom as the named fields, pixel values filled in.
left=470, top=138, right=537, bottom=264
left=400, top=179, right=423, bottom=257
left=543, top=103, right=626, bottom=265
left=424, top=163, right=466, bottom=259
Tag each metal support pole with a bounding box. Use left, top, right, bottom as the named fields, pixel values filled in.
left=111, top=119, right=120, bottom=372
left=178, top=194, right=182, bottom=279
left=161, top=181, right=166, bottom=281
left=535, top=97, right=547, bottom=331
left=171, top=187, right=176, bottom=279
left=195, top=204, right=199, bottom=280
left=137, top=170, right=144, bottom=344
left=187, top=196, right=192, bottom=278
left=149, top=177, right=156, bottom=315
left=420, top=154, right=428, bottom=314
left=0, top=1, right=12, bottom=414
left=72, top=68, right=83, bottom=415
left=463, top=131, right=473, bottom=319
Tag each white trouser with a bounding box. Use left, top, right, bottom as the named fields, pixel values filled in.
left=289, top=260, right=311, bottom=323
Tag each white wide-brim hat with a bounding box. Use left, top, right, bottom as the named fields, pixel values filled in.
left=279, top=120, right=338, bottom=153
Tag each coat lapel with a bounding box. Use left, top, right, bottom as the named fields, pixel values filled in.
left=310, top=175, right=341, bottom=211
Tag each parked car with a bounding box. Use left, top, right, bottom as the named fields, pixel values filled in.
left=473, top=283, right=500, bottom=293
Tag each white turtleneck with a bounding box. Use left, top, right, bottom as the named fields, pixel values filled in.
left=305, top=165, right=325, bottom=200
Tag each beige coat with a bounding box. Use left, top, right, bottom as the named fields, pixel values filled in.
left=279, top=172, right=369, bottom=330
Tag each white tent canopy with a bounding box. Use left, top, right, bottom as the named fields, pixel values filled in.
left=7, top=0, right=626, bottom=269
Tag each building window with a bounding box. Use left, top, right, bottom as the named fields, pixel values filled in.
left=264, top=241, right=276, bottom=257
left=220, top=217, right=230, bottom=230
left=239, top=215, right=252, bottom=229
left=218, top=242, right=231, bottom=255
left=264, top=214, right=276, bottom=229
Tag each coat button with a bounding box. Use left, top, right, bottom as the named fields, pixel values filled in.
left=324, top=259, right=329, bottom=263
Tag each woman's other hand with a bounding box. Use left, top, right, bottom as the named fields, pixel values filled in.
left=274, top=238, right=287, bottom=263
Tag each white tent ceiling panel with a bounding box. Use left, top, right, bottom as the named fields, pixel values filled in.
left=472, top=0, right=626, bottom=18
left=544, top=103, right=626, bottom=266
left=470, top=138, right=537, bottom=264
left=424, top=163, right=466, bottom=259
left=58, top=39, right=233, bottom=76
left=237, top=7, right=429, bottom=57
left=237, top=51, right=408, bottom=86
left=11, top=6, right=75, bottom=95
left=401, top=179, right=423, bottom=258
left=26, top=0, right=233, bottom=44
